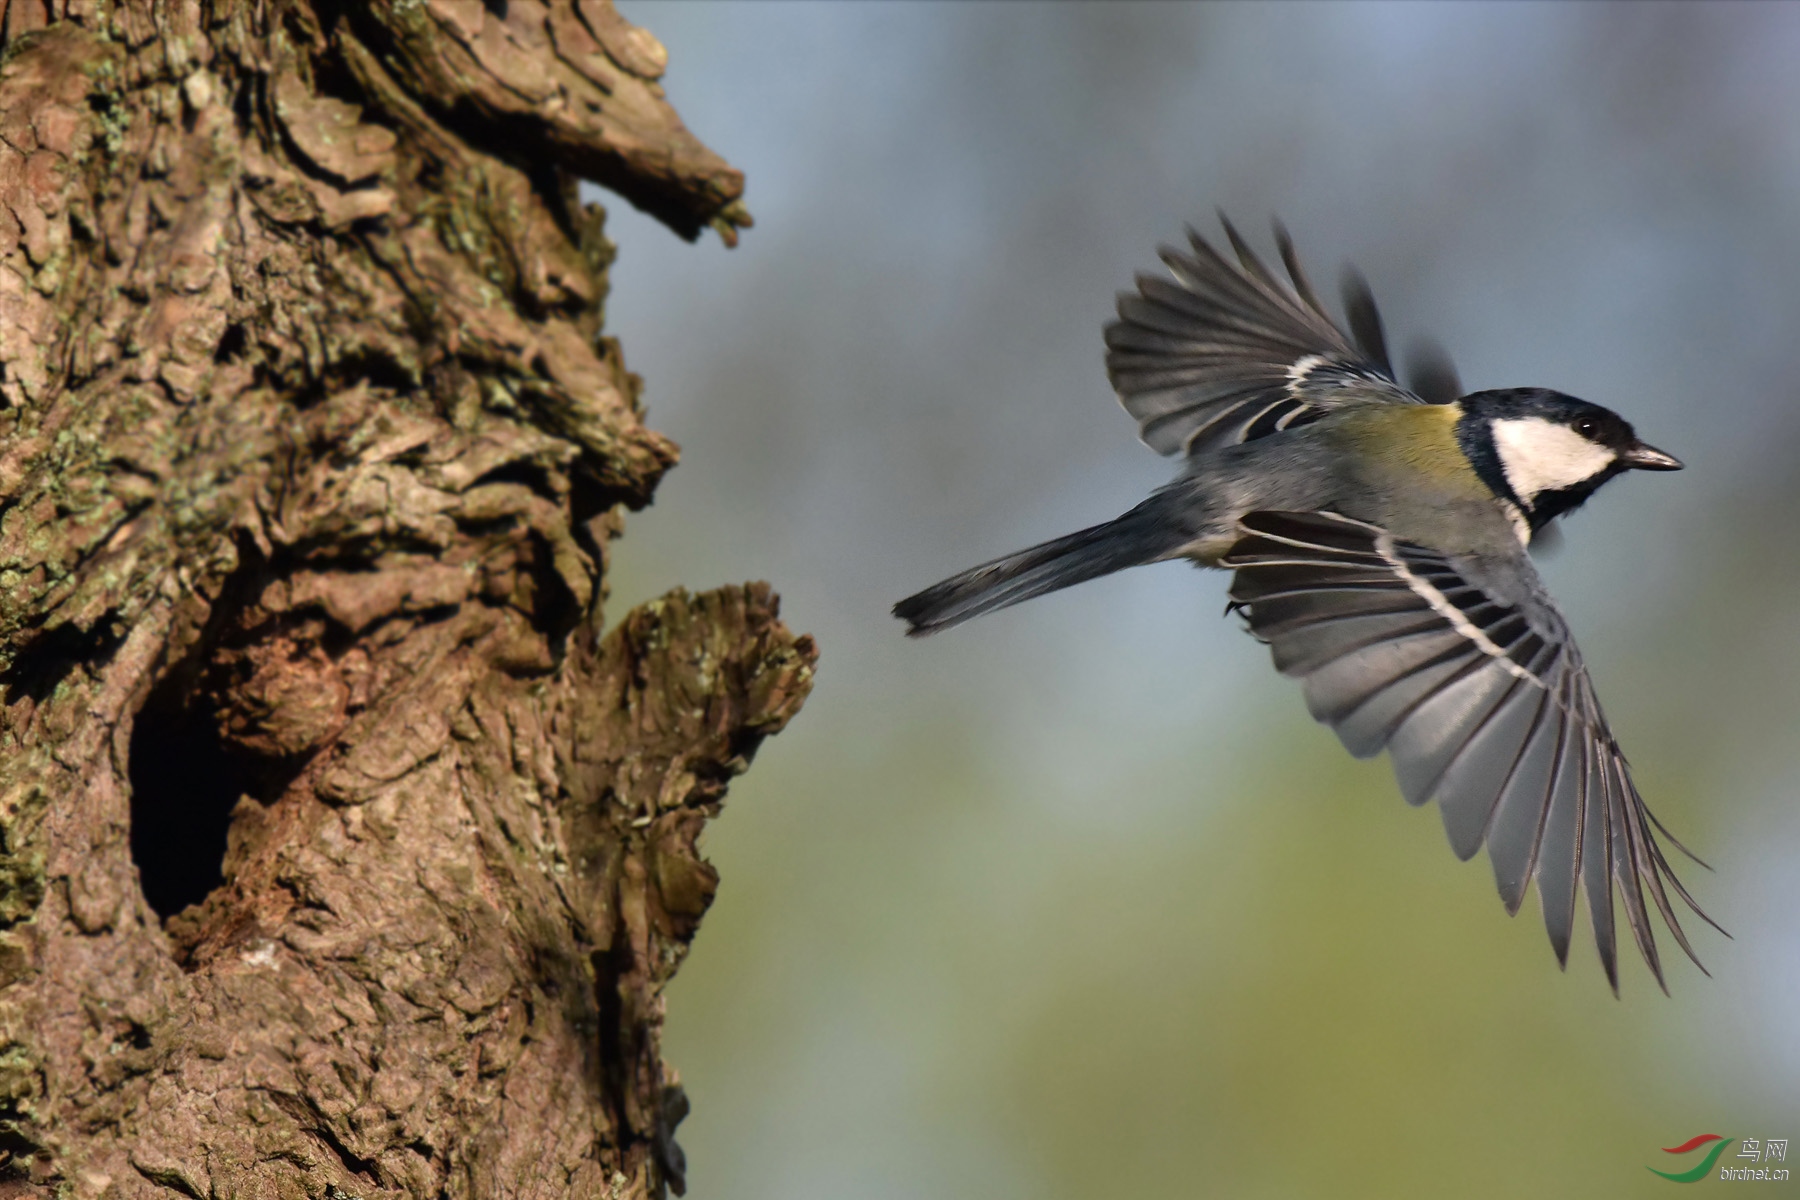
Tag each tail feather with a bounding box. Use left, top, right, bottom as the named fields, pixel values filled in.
left=894, top=504, right=1180, bottom=636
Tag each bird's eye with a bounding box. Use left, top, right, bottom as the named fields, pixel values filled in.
left=1574, top=416, right=1600, bottom=439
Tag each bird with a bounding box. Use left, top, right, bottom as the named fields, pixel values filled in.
left=892, top=216, right=1721, bottom=994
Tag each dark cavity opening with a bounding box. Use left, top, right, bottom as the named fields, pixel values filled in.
left=127, top=684, right=250, bottom=920
left=212, top=321, right=247, bottom=364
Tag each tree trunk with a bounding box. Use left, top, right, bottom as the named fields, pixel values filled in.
left=0, top=3, right=814, bottom=1197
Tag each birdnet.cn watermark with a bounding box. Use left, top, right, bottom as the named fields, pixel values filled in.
left=1650, top=1135, right=1790, bottom=1183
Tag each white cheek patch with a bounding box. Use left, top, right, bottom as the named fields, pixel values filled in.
left=1490, top=417, right=1616, bottom=503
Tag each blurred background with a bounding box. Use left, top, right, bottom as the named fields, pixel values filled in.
left=591, top=3, right=1800, bottom=1196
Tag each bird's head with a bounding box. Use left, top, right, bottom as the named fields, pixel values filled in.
left=1456, top=388, right=1681, bottom=532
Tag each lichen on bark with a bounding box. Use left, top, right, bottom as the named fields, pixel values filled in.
left=0, top=3, right=810, bottom=1197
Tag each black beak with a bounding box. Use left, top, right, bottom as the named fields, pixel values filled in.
left=1619, top=441, right=1683, bottom=471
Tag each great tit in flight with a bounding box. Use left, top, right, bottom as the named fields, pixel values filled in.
left=894, top=218, right=1719, bottom=993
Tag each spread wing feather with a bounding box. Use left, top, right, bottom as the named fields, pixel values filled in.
left=1222, top=510, right=1721, bottom=992
left=1105, top=217, right=1426, bottom=457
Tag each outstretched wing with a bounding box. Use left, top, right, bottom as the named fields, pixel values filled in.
left=1105, top=217, right=1427, bottom=457
left=1221, top=510, right=1721, bottom=992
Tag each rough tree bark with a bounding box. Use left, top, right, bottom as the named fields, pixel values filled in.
left=0, top=3, right=815, bottom=1197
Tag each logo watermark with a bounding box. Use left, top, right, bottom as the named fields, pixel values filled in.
left=1651, top=1135, right=1790, bottom=1184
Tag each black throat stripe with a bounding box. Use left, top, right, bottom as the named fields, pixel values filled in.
left=1454, top=411, right=1525, bottom=514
